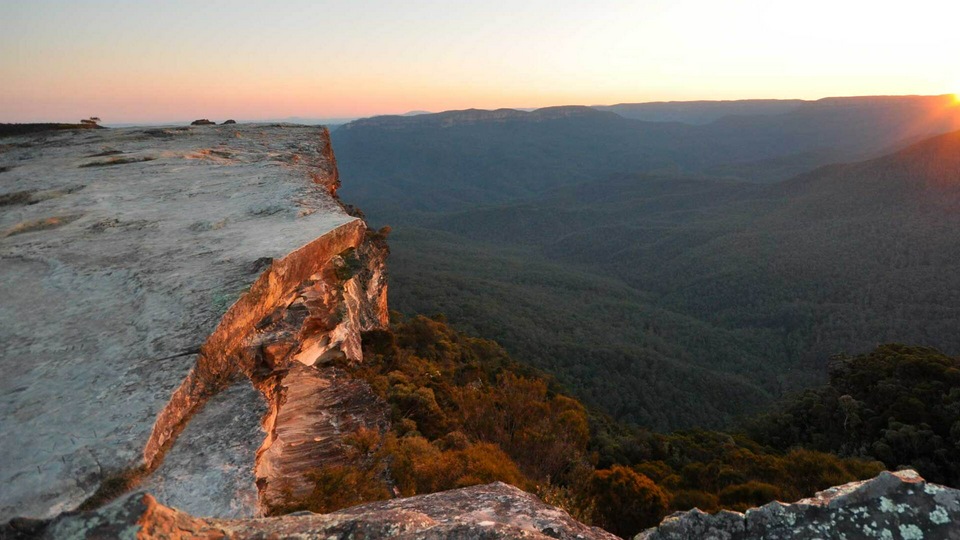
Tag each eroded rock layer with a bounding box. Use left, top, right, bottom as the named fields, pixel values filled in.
left=637, top=469, right=960, bottom=540
left=255, top=364, right=389, bottom=512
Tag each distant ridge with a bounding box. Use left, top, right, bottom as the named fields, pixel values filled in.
left=596, top=94, right=958, bottom=125
left=341, top=105, right=616, bottom=130
left=333, top=100, right=960, bottom=430
left=596, top=99, right=805, bottom=124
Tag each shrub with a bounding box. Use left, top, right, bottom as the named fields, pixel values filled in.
left=671, top=489, right=720, bottom=513
left=719, top=481, right=782, bottom=511
left=588, top=465, right=669, bottom=538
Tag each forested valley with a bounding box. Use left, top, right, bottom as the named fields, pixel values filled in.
left=280, top=316, right=959, bottom=538
left=335, top=98, right=960, bottom=430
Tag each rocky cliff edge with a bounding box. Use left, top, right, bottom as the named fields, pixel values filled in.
left=0, top=124, right=387, bottom=520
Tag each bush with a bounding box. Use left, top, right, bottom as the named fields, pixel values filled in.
left=588, top=465, right=669, bottom=538
left=279, top=465, right=391, bottom=514
left=671, top=489, right=720, bottom=513
left=386, top=434, right=526, bottom=496
left=719, top=481, right=782, bottom=511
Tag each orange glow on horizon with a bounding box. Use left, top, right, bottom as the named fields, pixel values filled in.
left=1, top=1, right=958, bottom=123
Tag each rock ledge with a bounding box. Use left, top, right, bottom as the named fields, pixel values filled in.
left=637, top=469, right=960, bottom=539
left=3, top=482, right=617, bottom=540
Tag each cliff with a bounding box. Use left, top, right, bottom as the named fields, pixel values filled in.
left=4, top=124, right=959, bottom=540
left=0, top=124, right=387, bottom=520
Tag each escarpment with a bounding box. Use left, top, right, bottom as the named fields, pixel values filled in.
left=5, top=124, right=957, bottom=540
left=0, top=124, right=387, bottom=520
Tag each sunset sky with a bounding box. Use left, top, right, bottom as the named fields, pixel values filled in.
left=1, top=0, right=957, bottom=123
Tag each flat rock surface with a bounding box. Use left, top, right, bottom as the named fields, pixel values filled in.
left=140, top=379, right=266, bottom=518
left=637, top=469, right=960, bottom=539
left=0, top=124, right=354, bottom=521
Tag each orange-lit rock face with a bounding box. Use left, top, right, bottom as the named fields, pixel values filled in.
left=254, top=365, right=389, bottom=512
left=0, top=124, right=387, bottom=521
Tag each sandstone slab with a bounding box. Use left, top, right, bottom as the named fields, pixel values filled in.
left=140, top=379, right=266, bottom=518
left=0, top=124, right=355, bottom=520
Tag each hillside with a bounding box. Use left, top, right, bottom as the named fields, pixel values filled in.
left=335, top=95, right=960, bottom=220
left=336, top=121, right=960, bottom=430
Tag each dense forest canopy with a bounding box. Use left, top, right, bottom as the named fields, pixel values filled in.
left=750, top=344, right=960, bottom=487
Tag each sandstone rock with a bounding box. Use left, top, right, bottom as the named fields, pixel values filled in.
left=5, top=482, right=618, bottom=539
left=636, top=469, right=960, bottom=540
left=0, top=124, right=377, bottom=520
left=140, top=380, right=266, bottom=518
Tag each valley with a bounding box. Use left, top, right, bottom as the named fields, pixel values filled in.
left=335, top=97, right=960, bottom=430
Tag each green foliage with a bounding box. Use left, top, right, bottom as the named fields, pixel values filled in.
left=750, top=344, right=960, bottom=486
left=590, top=420, right=883, bottom=508
left=334, top=248, right=363, bottom=281
left=670, top=489, right=719, bottom=513
left=718, top=481, right=781, bottom=511
left=386, top=435, right=527, bottom=495
left=535, top=477, right=597, bottom=525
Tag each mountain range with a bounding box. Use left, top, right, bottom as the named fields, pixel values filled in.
left=333, top=96, right=960, bottom=429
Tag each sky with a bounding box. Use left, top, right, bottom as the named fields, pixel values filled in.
left=1, top=0, right=958, bottom=123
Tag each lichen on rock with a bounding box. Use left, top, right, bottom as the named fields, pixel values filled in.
left=636, top=470, right=960, bottom=540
